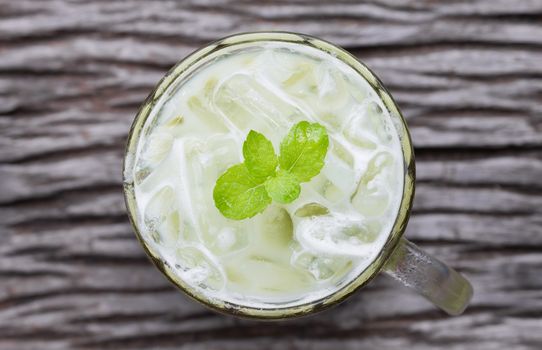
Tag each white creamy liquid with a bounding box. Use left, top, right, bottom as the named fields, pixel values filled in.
left=128, top=41, right=404, bottom=308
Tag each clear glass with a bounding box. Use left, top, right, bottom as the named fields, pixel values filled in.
left=384, top=240, right=473, bottom=315
left=123, top=31, right=472, bottom=319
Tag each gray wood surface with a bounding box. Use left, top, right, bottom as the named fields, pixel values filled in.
left=1, top=1, right=541, bottom=349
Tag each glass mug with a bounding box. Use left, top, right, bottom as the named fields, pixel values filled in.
left=123, top=32, right=473, bottom=319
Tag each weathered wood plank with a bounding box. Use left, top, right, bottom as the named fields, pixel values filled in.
left=1, top=0, right=542, bottom=349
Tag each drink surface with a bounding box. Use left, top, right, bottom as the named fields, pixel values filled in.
left=128, top=41, right=404, bottom=308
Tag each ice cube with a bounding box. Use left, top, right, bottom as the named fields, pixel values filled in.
left=186, top=95, right=228, bottom=134
left=348, top=76, right=370, bottom=104
left=136, top=141, right=182, bottom=194
left=183, top=136, right=241, bottom=199
left=182, top=76, right=229, bottom=134
left=314, top=62, right=350, bottom=110
left=207, top=225, right=249, bottom=256
left=309, top=173, right=346, bottom=204
left=352, top=187, right=390, bottom=217
left=364, top=101, right=394, bottom=144
left=281, top=62, right=318, bottom=100
left=144, top=186, right=175, bottom=228
left=295, top=212, right=380, bottom=257
left=175, top=246, right=225, bottom=291
left=331, top=139, right=355, bottom=168
left=183, top=136, right=249, bottom=255
left=202, top=77, right=218, bottom=101
left=294, top=202, right=330, bottom=217
left=351, top=152, right=393, bottom=217
left=180, top=222, right=200, bottom=244
left=293, top=251, right=351, bottom=280
left=285, top=62, right=353, bottom=132
left=363, top=151, right=393, bottom=180
left=144, top=186, right=181, bottom=245
left=318, top=112, right=344, bottom=131
left=223, top=252, right=313, bottom=293
left=272, top=57, right=353, bottom=131
left=321, top=148, right=356, bottom=195
left=282, top=62, right=315, bottom=89
left=343, top=104, right=378, bottom=150
left=134, top=166, right=152, bottom=185
left=304, top=143, right=356, bottom=205
left=140, top=129, right=174, bottom=167
left=251, top=47, right=319, bottom=90
left=220, top=206, right=307, bottom=292
left=213, top=74, right=299, bottom=137
left=161, top=114, right=185, bottom=136
left=255, top=206, right=294, bottom=249
left=159, top=211, right=181, bottom=245
left=256, top=48, right=317, bottom=87
left=215, top=227, right=236, bottom=251
left=135, top=115, right=185, bottom=186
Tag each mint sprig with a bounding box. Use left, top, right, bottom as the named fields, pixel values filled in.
left=213, top=122, right=329, bottom=220
left=243, top=130, right=277, bottom=179
left=265, top=170, right=300, bottom=204
left=279, top=121, right=330, bottom=182
left=212, top=164, right=271, bottom=220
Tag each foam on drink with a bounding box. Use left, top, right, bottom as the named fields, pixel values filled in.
left=127, top=41, right=404, bottom=308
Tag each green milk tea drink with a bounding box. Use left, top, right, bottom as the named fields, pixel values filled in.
left=127, top=40, right=404, bottom=308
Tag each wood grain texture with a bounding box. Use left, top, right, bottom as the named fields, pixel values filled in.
left=1, top=0, right=541, bottom=349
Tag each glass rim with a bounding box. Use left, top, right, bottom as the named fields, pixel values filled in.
left=122, top=31, right=416, bottom=319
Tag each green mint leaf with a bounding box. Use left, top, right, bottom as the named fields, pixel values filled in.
left=243, top=130, right=277, bottom=179
left=264, top=171, right=301, bottom=204
left=279, top=121, right=329, bottom=182
left=213, top=122, right=329, bottom=221
left=213, top=163, right=271, bottom=220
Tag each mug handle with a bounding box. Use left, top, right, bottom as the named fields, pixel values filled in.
left=383, top=238, right=473, bottom=315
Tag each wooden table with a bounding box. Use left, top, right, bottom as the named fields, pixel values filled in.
left=1, top=1, right=541, bottom=349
